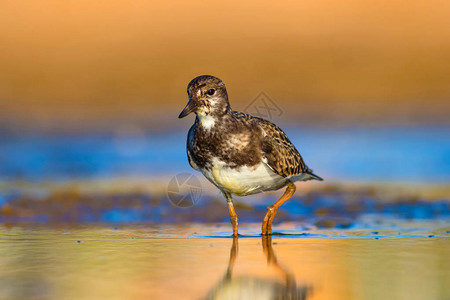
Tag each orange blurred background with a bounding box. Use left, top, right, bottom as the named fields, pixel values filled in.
left=1, top=0, right=449, bottom=133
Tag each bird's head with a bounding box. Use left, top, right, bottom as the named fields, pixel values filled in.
left=178, top=75, right=230, bottom=119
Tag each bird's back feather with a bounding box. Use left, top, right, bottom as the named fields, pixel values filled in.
left=231, top=111, right=317, bottom=179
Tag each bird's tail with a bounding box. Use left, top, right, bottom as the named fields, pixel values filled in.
left=305, top=170, right=323, bottom=181
left=293, top=169, right=323, bottom=182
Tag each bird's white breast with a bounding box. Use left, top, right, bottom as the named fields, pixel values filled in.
left=202, top=158, right=287, bottom=196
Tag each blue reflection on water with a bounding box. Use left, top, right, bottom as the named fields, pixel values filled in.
left=0, top=127, right=449, bottom=183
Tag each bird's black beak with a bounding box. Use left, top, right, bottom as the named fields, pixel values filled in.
left=178, top=98, right=199, bottom=118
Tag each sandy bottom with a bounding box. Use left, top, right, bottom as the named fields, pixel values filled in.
left=0, top=222, right=448, bottom=300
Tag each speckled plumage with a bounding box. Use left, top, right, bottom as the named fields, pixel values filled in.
left=179, top=75, right=322, bottom=235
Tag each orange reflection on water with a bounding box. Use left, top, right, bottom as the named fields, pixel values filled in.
left=0, top=225, right=448, bottom=299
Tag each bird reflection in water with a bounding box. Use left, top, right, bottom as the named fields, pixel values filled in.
left=203, top=236, right=312, bottom=300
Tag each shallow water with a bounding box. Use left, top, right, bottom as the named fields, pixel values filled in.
left=0, top=223, right=449, bottom=300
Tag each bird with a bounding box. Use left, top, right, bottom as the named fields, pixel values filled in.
left=178, top=75, right=323, bottom=236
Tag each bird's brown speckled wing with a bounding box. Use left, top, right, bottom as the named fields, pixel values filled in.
left=257, top=119, right=309, bottom=177
left=233, top=111, right=309, bottom=177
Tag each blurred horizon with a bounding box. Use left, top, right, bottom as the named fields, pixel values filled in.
left=1, top=127, right=449, bottom=185
left=1, top=0, right=450, bottom=134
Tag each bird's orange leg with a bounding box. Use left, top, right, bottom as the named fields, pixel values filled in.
left=228, top=202, right=239, bottom=236
left=224, top=192, right=239, bottom=236
left=262, top=182, right=296, bottom=235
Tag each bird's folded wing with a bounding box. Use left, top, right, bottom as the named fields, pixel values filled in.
left=256, top=119, right=308, bottom=178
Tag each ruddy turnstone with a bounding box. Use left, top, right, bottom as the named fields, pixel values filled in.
left=179, top=75, right=323, bottom=236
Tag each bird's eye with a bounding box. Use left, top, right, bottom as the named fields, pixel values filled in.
left=207, top=89, right=216, bottom=96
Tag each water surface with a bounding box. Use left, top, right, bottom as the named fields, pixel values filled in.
left=0, top=224, right=449, bottom=300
